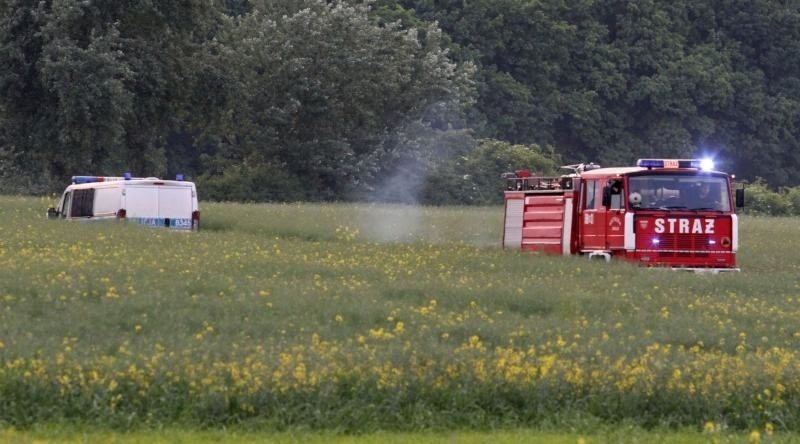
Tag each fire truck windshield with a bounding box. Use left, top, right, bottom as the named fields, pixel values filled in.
left=628, top=173, right=731, bottom=212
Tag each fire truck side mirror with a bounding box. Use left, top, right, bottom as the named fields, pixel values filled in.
left=601, top=185, right=612, bottom=207
left=735, top=188, right=745, bottom=208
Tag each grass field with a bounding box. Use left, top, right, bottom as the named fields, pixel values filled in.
left=0, top=195, right=799, bottom=438
left=2, top=424, right=797, bottom=443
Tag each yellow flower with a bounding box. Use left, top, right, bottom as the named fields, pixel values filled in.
left=468, top=335, right=482, bottom=349
left=749, top=430, right=761, bottom=442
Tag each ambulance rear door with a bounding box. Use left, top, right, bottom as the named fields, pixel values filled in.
left=157, top=185, right=193, bottom=229
left=125, top=186, right=159, bottom=226
left=124, top=183, right=194, bottom=229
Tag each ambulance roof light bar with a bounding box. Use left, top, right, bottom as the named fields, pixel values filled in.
left=636, top=158, right=715, bottom=171
left=71, top=176, right=107, bottom=184
left=71, top=173, right=161, bottom=184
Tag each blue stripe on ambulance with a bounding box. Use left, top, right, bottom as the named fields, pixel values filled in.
left=130, top=217, right=192, bottom=229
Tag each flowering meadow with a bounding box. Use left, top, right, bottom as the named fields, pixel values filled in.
left=0, top=195, right=799, bottom=434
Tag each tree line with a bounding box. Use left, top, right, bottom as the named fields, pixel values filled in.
left=2, top=0, right=799, bottom=204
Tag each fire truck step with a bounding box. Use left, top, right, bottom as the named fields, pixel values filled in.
left=587, top=251, right=612, bottom=262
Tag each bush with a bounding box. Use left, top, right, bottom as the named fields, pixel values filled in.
left=197, top=164, right=307, bottom=202
left=421, top=139, right=561, bottom=205
left=786, top=187, right=800, bottom=215
left=739, top=178, right=797, bottom=216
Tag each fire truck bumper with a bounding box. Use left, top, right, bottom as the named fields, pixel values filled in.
left=668, top=267, right=741, bottom=274
left=625, top=249, right=738, bottom=272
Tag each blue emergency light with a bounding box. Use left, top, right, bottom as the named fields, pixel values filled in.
left=698, top=158, right=715, bottom=171
left=71, top=176, right=105, bottom=184
left=684, top=159, right=715, bottom=170
left=637, top=159, right=666, bottom=168
left=71, top=173, right=142, bottom=184
left=636, top=158, right=715, bottom=170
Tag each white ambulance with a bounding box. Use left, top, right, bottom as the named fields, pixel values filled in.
left=47, top=174, right=200, bottom=230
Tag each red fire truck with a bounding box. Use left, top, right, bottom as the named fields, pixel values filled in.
left=502, top=159, right=744, bottom=271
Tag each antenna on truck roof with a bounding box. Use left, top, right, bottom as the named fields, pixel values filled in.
left=561, top=162, right=601, bottom=174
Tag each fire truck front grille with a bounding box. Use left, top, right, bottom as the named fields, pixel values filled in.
left=659, top=234, right=710, bottom=250
left=658, top=234, right=709, bottom=257
left=659, top=252, right=709, bottom=258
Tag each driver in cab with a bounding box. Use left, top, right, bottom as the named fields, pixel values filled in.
left=688, top=182, right=716, bottom=209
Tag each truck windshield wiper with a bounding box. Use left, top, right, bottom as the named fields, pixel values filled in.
left=691, top=207, right=723, bottom=212
left=661, top=205, right=688, bottom=210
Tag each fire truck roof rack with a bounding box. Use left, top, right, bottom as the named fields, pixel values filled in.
left=561, top=162, right=601, bottom=174
left=503, top=171, right=567, bottom=192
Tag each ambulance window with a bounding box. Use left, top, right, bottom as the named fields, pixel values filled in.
left=94, top=188, right=121, bottom=216
left=70, top=189, right=95, bottom=217
left=584, top=181, right=597, bottom=209
left=61, top=192, right=72, bottom=218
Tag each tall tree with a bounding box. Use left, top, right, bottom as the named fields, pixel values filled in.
left=384, top=0, right=800, bottom=186
left=197, top=0, right=474, bottom=200
left=0, top=0, right=222, bottom=191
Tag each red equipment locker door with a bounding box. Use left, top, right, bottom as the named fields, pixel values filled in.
left=579, top=179, right=605, bottom=250
left=580, top=179, right=626, bottom=251
left=605, top=188, right=625, bottom=250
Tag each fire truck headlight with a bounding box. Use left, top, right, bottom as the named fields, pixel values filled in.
left=700, top=158, right=714, bottom=171
left=708, top=239, right=717, bottom=246
left=651, top=238, right=660, bottom=246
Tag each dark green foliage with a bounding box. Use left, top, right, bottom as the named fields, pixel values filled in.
left=195, top=0, right=473, bottom=201
left=421, top=139, right=561, bottom=205
left=460, top=140, right=560, bottom=204
left=739, top=178, right=800, bottom=216
left=198, top=164, right=307, bottom=202
left=388, top=0, right=800, bottom=188
left=0, top=0, right=220, bottom=191
left=4, top=0, right=800, bottom=200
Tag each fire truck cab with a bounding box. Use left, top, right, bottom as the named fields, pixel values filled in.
left=502, top=159, right=744, bottom=272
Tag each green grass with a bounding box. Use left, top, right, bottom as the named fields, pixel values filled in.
left=2, top=424, right=797, bottom=443
left=0, top=196, right=799, bottom=434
